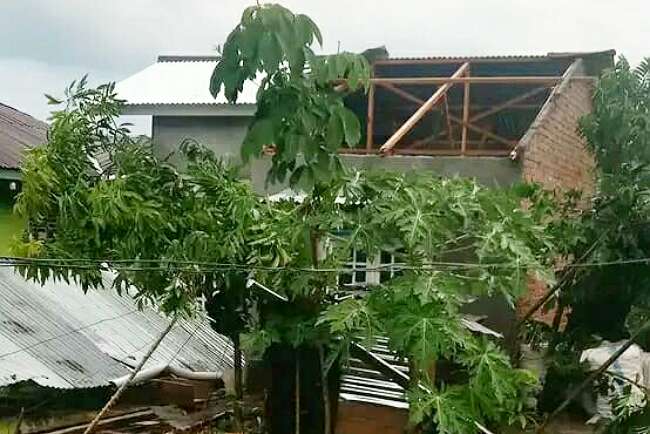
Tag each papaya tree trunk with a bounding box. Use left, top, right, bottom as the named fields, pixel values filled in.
left=318, top=345, right=331, bottom=434
left=295, top=347, right=301, bottom=434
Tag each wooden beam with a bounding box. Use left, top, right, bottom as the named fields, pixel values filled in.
left=443, top=95, right=454, bottom=147
left=461, top=68, right=471, bottom=155
left=370, top=76, right=562, bottom=85
left=448, top=113, right=514, bottom=148
left=377, top=82, right=430, bottom=106
left=379, top=62, right=469, bottom=154
left=339, top=147, right=511, bottom=157
left=407, top=132, right=446, bottom=150
left=366, top=83, right=375, bottom=151
left=470, top=87, right=550, bottom=123
left=378, top=80, right=515, bottom=150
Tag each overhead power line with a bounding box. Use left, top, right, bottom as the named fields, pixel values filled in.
left=2, top=255, right=650, bottom=273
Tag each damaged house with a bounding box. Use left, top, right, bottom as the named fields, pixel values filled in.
left=0, top=268, right=234, bottom=432
left=115, top=49, right=614, bottom=433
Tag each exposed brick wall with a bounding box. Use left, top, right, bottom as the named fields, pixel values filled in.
left=520, top=80, right=596, bottom=194
left=517, top=79, right=597, bottom=323
left=336, top=402, right=408, bottom=434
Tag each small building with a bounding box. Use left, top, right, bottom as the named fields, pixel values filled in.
left=0, top=103, right=48, bottom=254
left=0, top=102, right=47, bottom=184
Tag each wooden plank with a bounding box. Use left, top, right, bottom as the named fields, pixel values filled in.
left=370, top=76, right=562, bottom=85
left=443, top=95, right=454, bottom=147
left=366, top=83, right=375, bottom=150
left=377, top=81, right=515, bottom=150
left=470, top=87, right=550, bottom=123
left=448, top=113, right=514, bottom=148
left=339, top=147, right=510, bottom=157
left=40, top=411, right=156, bottom=434
left=461, top=68, right=471, bottom=155
left=379, top=62, right=469, bottom=154
left=376, top=82, right=428, bottom=106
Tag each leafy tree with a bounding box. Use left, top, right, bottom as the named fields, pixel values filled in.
left=209, top=3, right=369, bottom=189
left=12, top=79, right=275, bottom=429
left=550, top=58, right=650, bottom=343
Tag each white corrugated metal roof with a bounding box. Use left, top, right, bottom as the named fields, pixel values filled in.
left=0, top=268, right=234, bottom=389
left=116, top=56, right=258, bottom=106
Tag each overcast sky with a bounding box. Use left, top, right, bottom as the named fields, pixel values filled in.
left=1, top=0, right=648, bottom=133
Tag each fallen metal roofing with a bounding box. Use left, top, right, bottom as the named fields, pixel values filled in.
left=0, top=102, right=47, bottom=170
left=0, top=267, right=234, bottom=389
left=116, top=55, right=258, bottom=107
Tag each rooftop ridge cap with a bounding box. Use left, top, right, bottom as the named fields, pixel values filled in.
left=157, top=54, right=220, bottom=63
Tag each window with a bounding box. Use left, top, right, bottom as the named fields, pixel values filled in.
left=338, top=249, right=404, bottom=288
left=339, top=248, right=367, bottom=287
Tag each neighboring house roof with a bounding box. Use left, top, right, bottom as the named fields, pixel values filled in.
left=116, top=55, right=258, bottom=116
left=375, top=50, right=616, bottom=63
left=0, top=103, right=48, bottom=170
left=0, top=267, right=234, bottom=389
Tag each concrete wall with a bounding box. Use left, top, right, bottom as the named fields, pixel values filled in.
left=250, top=154, right=521, bottom=194
left=152, top=115, right=250, bottom=166
left=151, top=116, right=521, bottom=192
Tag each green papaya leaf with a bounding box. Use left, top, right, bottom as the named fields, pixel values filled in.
left=338, top=107, right=362, bottom=146
left=242, top=118, right=274, bottom=162
left=259, top=33, right=283, bottom=73
left=326, top=112, right=344, bottom=149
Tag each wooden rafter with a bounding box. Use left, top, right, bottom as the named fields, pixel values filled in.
left=366, top=83, right=375, bottom=150
left=443, top=95, right=454, bottom=147
left=469, top=86, right=550, bottom=123
left=340, top=147, right=511, bottom=157
left=370, top=76, right=562, bottom=85
left=378, top=80, right=515, bottom=150
left=461, top=67, right=471, bottom=154
left=379, top=62, right=470, bottom=154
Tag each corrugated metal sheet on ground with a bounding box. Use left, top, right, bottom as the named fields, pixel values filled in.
left=340, top=338, right=409, bottom=409
left=0, top=268, right=233, bottom=389
left=116, top=56, right=258, bottom=106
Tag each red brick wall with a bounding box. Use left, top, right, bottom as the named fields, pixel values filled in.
left=520, top=80, right=596, bottom=194
left=517, top=79, right=597, bottom=323
left=336, top=402, right=408, bottom=434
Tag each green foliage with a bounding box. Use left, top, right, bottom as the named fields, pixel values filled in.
left=580, top=57, right=650, bottom=175
left=408, top=384, right=476, bottom=434
left=210, top=3, right=370, bottom=189
left=311, top=172, right=555, bottom=431
left=0, top=199, right=22, bottom=256
left=552, top=57, right=650, bottom=344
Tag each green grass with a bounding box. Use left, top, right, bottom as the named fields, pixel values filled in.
left=0, top=202, right=22, bottom=255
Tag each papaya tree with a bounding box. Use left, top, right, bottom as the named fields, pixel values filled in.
left=208, top=5, right=560, bottom=433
